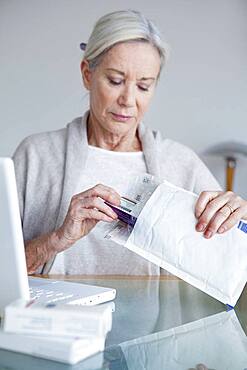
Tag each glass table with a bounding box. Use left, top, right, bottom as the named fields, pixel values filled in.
left=0, top=275, right=247, bottom=370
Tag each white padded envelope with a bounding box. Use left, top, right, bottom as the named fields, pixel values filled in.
left=125, top=181, right=247, bottom=306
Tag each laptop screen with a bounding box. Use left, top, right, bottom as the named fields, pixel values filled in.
left=0, top=158, right=30, bottom=316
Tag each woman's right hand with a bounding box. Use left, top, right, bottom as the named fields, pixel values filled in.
left=56, top=184, right=120, bottom=251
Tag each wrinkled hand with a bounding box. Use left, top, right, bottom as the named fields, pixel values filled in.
left=57, top=184, right=120, bottom=249
left=195, top=191, right=247, bottom=238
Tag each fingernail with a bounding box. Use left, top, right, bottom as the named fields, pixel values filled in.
left=204, top=230, right=212, bottom=238
left=195, top=211, right=201, bottom=219
left=113, top=197, right=120, bottom=205
left=218, top=226, right=225, bottom=233
left=196, top=223, right=205, bottom=232
left=106, top=216, right=114, bottom=222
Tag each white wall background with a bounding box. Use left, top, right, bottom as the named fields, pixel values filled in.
left=1, top=0, right=247, bottom=196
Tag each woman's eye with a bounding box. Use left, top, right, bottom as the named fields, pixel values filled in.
left=108, top=78, right=122, bottom=86
left=138, top=85, right=149, bottom=92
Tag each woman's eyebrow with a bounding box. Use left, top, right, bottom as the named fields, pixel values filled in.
left=106, top=68, right=156, bottom=81
left=106, top=68, right=125, bottom=76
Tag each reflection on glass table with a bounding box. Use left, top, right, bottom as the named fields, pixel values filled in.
left=105, top=310, right=247, bottom=370
left=0, top=349, right=104, bottom=370
left=0, top=277, right=246, bottom=370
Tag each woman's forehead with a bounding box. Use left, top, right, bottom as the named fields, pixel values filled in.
left=98, top=41, right=161, bottom=77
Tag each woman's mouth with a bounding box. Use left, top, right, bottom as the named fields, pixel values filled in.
left=111, top=112, right=133, bottom=122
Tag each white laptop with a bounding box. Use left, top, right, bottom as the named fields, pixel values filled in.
left=0, top=157, right=116, bottom=317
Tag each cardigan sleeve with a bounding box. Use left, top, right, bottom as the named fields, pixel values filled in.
left=12, top=137, right=32, bottom=223
left=12, top=129, right=67, bottom=242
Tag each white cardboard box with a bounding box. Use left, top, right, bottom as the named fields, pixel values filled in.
left=3, top=299, right=112, bottom=338
left=0, top=329, right=105, bottom=364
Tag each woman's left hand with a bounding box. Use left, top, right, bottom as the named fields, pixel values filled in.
left=195, top=191, right=247, bottom=238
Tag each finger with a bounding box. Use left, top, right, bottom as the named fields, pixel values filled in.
left=72, top=208, right=116, bottom=223
left=218, top=207, right=244, bottom=233
left=80, top=197, right=118, bottom=219
left=195, top=192, right=230, bottom=232
left=202, top=203, right=236, bottom=238
left=195, top=191, right=222, bottom=219
left=86, top=208, right=116, bottom=223
left=197, top=193, right=244, bottom=236
left=79, top=184, right=121, bottom=205
left=69, top=198, right=118, bottom=221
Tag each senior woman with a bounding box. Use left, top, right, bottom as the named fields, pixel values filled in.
left=13, top=10, right=247, bottom=275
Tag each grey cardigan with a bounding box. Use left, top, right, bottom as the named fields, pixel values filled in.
left=13, top=112, right=220, bottom=273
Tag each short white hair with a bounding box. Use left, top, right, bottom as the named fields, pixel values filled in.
left=81, top=9, right=170, bottom=76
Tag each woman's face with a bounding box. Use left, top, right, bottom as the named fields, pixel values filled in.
left=81, top=41, right=161, bottom=136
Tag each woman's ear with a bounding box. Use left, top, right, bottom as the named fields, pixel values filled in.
left=80, top=60, right=91, bottom=90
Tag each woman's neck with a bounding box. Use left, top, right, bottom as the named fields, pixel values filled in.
left=87, top=113, right=142, bottom=152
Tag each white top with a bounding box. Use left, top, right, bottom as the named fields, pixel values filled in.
left=50, top=145, right=157, bottom=274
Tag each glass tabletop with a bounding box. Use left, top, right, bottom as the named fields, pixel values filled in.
left=0, top=276, right=247, bottom=370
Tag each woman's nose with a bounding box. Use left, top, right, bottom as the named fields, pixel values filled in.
left=118, top=85, right=136, bottom=107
